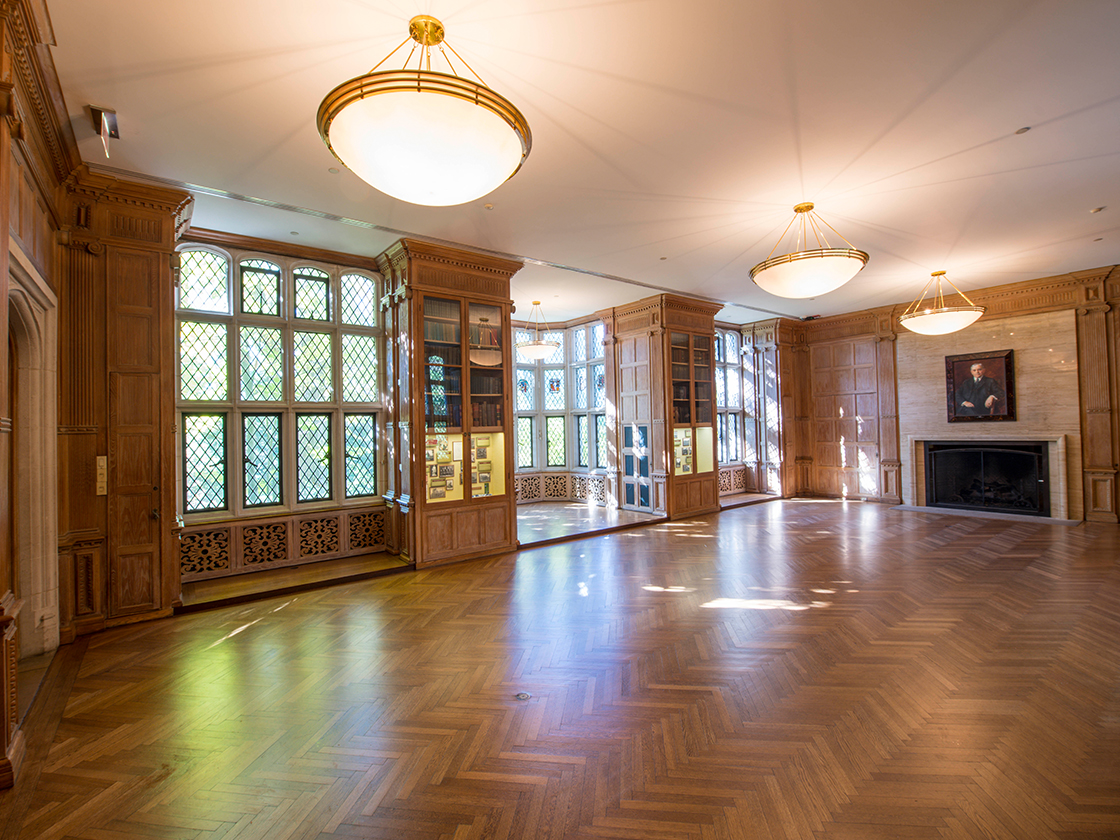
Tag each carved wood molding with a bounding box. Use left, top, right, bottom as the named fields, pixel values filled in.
left=63, top=165, right=194, bottom=245
left=389, top=238, right=523, bottom=279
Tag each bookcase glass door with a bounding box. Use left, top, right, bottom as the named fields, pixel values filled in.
left=468, top=303, right=503, bottom=430
left=423, top=297, right=462, bottom=431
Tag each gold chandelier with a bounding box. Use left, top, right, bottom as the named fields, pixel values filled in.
left=317, top=16, right=531, bottom=207
left=516, top=301, right=560, bottom=360
left=898, top=270, right=985, bottom=335
left=749, top=202, right=869, bottom=298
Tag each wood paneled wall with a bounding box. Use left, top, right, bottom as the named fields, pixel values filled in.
left=57, top=167, right=191, bottom=638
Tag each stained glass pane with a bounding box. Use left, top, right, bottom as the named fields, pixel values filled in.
left=239, top=326, right=283, bottom=401
left=516, top=416, right=534, bottom=468
left=345, top=414, right=377, bottom=497
left=546, top=416, right=565, bottom=467
left=180, top=321, right=227, bottom=401
left=573, top=366, right=587, bottom=410
left=297, top=414, right=331, bottom=501
left=541, top=331, right=564, bottom=365
left=544, top=368, right=565, bottom=411
left=183, top=413, right=226, bottom=513
left=293, top=331, right=333, bottom=402
left=596, top=414, right=608, bottom=468
left=592, top=363, right=605, bottom=409
left=571, top=327, right=587, bottom=362
left=179, top=250, right=229, bottom=313
left=515, top=368, right=536, bottom=412
left=243, top=414, right=281, bottom=507
left=240, top=260, right=280, bottom=316
left=716, top=367, right=726, bottom=408
left=591, top=323, right=605, bottom=358
left=514, top=330, right=534, bottom=364
left=342, top=333, right=378, bottom=402
left=577, top=415, right=589, bottom=467
left=341, top=273, right=377, bottom=327
left=295, top=267, right=331, bottom=321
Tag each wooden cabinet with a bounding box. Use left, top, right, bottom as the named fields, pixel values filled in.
left=378, top=240, right=521, bottom=567
left=667, top=330, right=718, bottom=516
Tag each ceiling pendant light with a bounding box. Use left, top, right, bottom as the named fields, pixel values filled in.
left=317, top=15, right=531, bottom=207
left=749, top=202, right=869, bottom=298
left=516, top=301, right=560, bottom=360
left=898, top=270, right=986, bottom=335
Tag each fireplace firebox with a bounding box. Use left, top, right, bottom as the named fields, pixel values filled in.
left=925, top=441, right=1049, bottom=516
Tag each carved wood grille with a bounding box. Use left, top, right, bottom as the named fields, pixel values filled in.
left=718, top=467, right=734, bottom=493
left=242, top=523, right=288, bottom=565
left=299, top=517, right=340, bottom=556
left=571, top=475, right=589, bottom=501
left=517, top=475, right=542, bottom=502
left=543, top=474, right=568, bottom=499
left=348, top=510, right=386, bottom=551
left=718, top=465, right=750, bottom=496
left=591, top=476, right=607, bottom=504
left=180, top=529, right=231, bottom=575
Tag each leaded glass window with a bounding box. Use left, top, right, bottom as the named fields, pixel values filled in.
left=516, top=417, right=534, bottom=468
left=572, top=327, right=587, bottom=362
left=596, top=414, right=608, bottom=468
left=577, top=415, right=589, bottom=467
left=573, top=366, right=588, bottom=410
left=591, top=323, right=605, bottom=358
left=243, top=413, right=282, bottom=507
left=514, top=329, right=535, bottom=365
left=344, top=413, right=377, bottom=497
left=183, top=413, right=227, bottom=513
left=180, top=251, right=229, bottom=313
left=295, top=266, right=331, bottom=321
left=180, top=322, right=227, bottom=401
left=342, top=334, right=378, bottom=402
left=715, top=327, right=746, bottom=465
left=544, top=368, right=565, bottom=411
left=240, top=259, right=281, bottom=316
left=546, top=416, right=565, bottom=467
left=177, top=247, right=381, bottom=519
left=240, top=326, right=283, bottom=402
left=541, top=331, right=565, bottom=365
left=297, top=413, right=332, bottom=501
left=293, top=331, right=333, bottom=402
left=341, top=273, right=377, bottom=327
left=515, top=368, right=536, bottom=412
left=592, top=363, right=605, bottom=409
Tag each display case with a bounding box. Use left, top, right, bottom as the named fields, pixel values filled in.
left=671, top=331, right=712, bottom=426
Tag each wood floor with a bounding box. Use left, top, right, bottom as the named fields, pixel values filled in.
left=1, top=500, right=1118, bottom=839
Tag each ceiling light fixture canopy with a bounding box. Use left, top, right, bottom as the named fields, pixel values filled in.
left=316, top=15, right=531, bottom=207
left=749, top=202, right=869, bottom=298
left=897, top=270, right=986, bottom=335
left=516, top=301, right=560, bottom=360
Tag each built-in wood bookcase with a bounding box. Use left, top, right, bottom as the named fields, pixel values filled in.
left=666, top=327, right=719, bottom=517
left=378, top=240, right=522, bottom=567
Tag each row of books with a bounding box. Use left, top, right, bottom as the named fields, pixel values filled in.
left=424, top=299, right=460, bottom=320
left=424, top=321, right=460, bottom=342
left=471, top=401, right=503, bottom=427
left=470, top=372, right=503, bottom=395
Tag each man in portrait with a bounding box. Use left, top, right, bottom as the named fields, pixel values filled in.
left=957, top=361, right=1004, bottom=416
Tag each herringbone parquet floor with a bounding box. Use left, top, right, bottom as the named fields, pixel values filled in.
left=2, top=501, right=1118, bottom=839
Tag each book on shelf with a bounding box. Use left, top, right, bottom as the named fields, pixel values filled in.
left=423, top=321, right=460, bottom=342
left=470, top=400, right=503, bottom=428
left=470, top=371, right=503, bottom=395
left=424, top=298, right=460, bottom=320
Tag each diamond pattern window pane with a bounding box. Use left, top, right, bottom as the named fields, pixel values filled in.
left=243, top=414, right=281, bottom=507
left=728, top=413, right=740, bottom=462
left=577, top=415, right=589, bottom=467
left=544, top=368, right=565, bottom=411
left=541, top=331, right=564, bottom=365
left=293, top=331, right=333, bottom=402
left=516, top=416, right=533, bottom=468
left=240, top=260, right=280, bottom=316
left=514, top=330, right=535, bottom=364
left=183, top=413, right=227, bottom=512
left=297, top=414, right=331, bottom=501
left=546, top=416, right=565, bottom=467
left=180, top=321, right=227, bottom=401
left=725, top=331, right=739, bottom=365
left=727, top=368, right=741, bottom=408
left=342, top=333, right=378, bottom=402
left=240, top=326, right=283, bottom=401
left=571, top=327, right=587, bottom=363
left=573, top=366, right=587, bottom=410
left=295, top=267, right=331, bottom=321
left=715, top=333, right=725, bottom=363
left=716, top=367, right=726, bottom=408
left=341, top=273, right=377, bottom=327
left=591, top=323, right=605, bottom=358
left=592, top=363, right=605, bottom=409
left=179, top=250, right=229, bottom=313
left=515, top=368, right=536, bottom=412
left=345, top=414, right=377, bottom=497
left=596, top=414, right=608, bottom=468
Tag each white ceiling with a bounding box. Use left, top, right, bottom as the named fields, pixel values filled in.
left=48, top=0, right=1120, bottom=324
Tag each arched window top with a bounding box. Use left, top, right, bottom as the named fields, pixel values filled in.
left=340, top=272, right=378, bottom=327
left=178, top=248, right=230, bottom=314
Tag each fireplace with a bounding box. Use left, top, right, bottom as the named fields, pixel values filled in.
left=925, top=441, right=1050, bottom=516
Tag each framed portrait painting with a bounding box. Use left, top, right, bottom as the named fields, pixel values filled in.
left=945, top=350, right=1015, bottom=422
